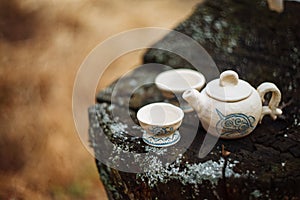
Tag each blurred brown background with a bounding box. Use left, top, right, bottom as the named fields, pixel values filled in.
left=0, top=0, right=200, bottom=199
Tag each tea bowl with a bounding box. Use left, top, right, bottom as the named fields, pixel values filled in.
left=137, top=102, right=184, bottom=147
left=155, top=69, right=205, bottom=112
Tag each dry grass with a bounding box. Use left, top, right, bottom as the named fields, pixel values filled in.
left=0, top=0, right=200, bottom=199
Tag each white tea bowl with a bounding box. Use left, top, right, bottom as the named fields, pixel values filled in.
left=155, top=69, right=205, bottom=96
left=155, top=69, right=206, bottom=112
left=137, top=102, right=184, bottom=136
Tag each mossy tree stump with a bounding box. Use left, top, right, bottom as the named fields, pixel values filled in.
left=89, top=0, right=300, bottom=199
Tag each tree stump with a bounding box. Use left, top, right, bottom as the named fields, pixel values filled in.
left=89, top=0, right=300, bottom=199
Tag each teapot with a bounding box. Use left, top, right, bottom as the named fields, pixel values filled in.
left=182, top=70, right=282, bottom=139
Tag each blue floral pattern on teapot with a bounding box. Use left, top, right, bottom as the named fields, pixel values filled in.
left=215, top=109, right=255, bottom=136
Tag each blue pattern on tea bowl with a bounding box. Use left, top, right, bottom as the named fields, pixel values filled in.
left=137, top=102, right=184, bottom=147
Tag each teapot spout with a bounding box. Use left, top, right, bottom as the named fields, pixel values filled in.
left=182, top=89, right=204, bottom=114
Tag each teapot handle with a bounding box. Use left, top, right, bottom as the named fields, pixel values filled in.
left=257, top=82, right=282, bottom=123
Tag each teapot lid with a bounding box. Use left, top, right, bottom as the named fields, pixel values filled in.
left=206, top=70, right=252, bottom=102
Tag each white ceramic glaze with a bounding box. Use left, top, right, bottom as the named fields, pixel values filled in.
left=155, top=69, right=206, bottom=112
left=137, top=102, right=184, bottom=147
left=155, top=69, right=206, bottom=93
left=182, top=70, right=282, bottom=139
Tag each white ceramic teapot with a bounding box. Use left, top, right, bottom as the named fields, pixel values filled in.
left=182, top=70, right=282, bottom=139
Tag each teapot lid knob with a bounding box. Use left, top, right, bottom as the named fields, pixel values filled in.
left=206, top=70, right=252, bottom=102
left=219, top=70, right=239, bottom=87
